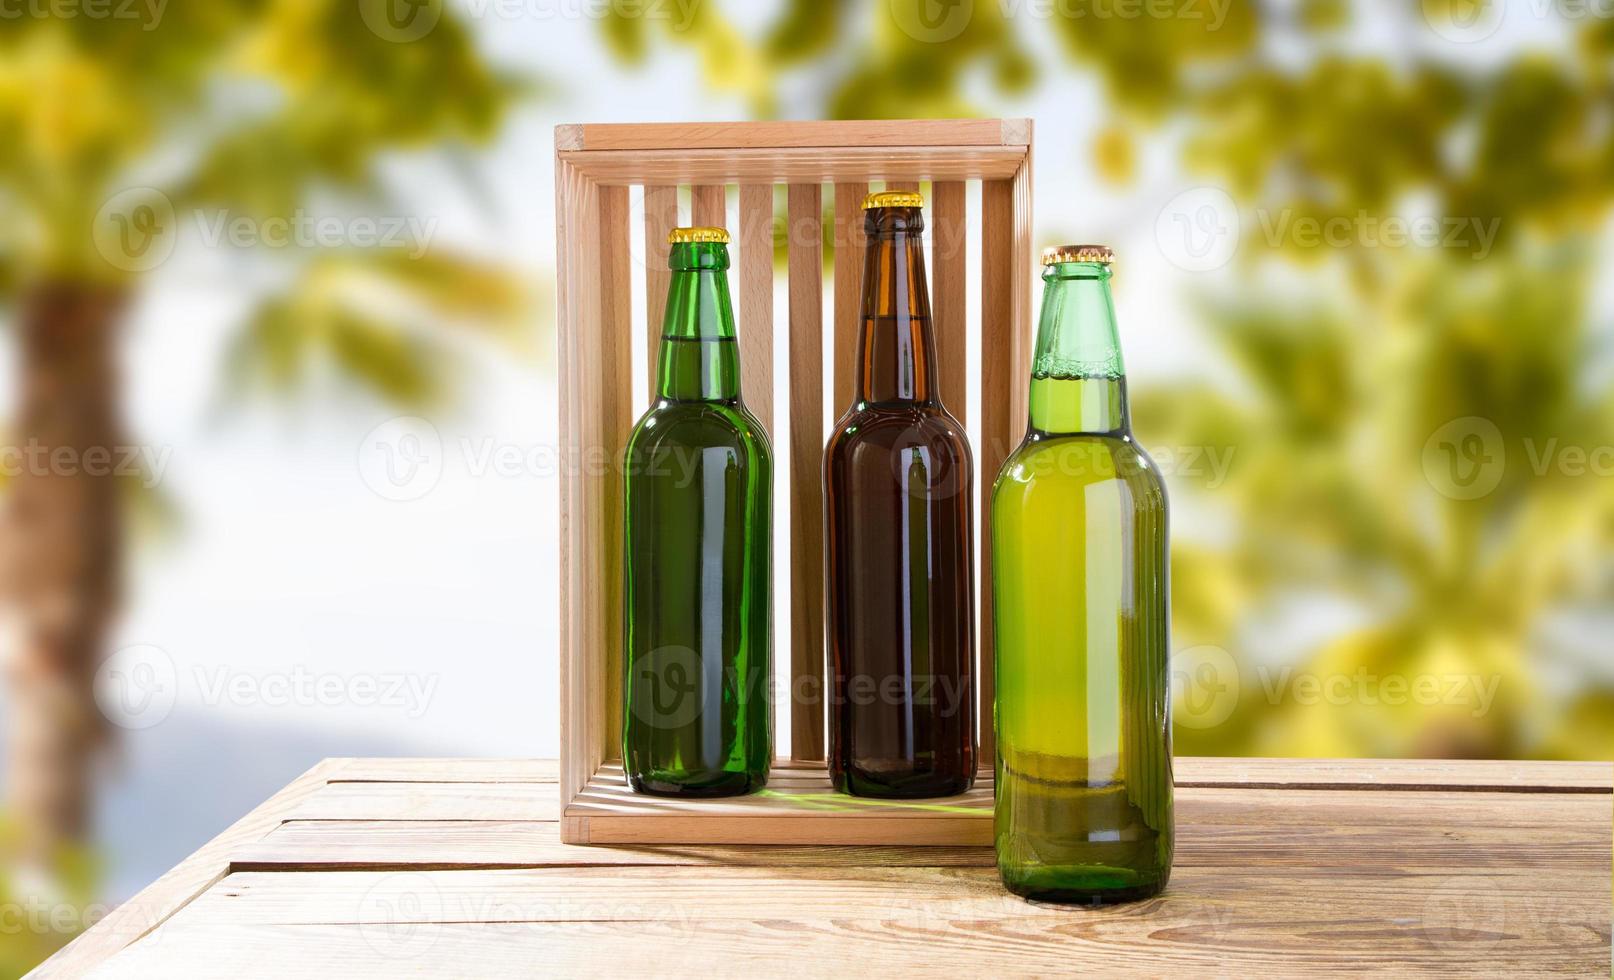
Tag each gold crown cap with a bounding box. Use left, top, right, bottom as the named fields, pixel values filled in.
left=668, top=226, right=730, bottom=244
left=1042, top=244, right=1115, bottom=266
left=862, top=190, right=925, bottom=210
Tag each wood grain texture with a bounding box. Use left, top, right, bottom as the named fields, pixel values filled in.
left=737, top=184, right=774, bottom=431
left=83, top=908, right=1613, bottom=979
left=599, top=183, right=633, bottom=772
left=39, top=758, right=1614, bottom=978
left=29, top=760, right=342, bottom=980
left=692, top=184, right=726, bottom=228
left=786, top=183, right=826, bottom=763
left=977, top=176, right=1015, bottom=771
left=288, top=782, right=560, bottom=823
left=642, top=184, right=678, bottom=401
left=236, top=785, right=1612, bottom=872
left=555, top=156, right=603, bottom=810
left=326, top=759, right=559, bottom=783
left=566, top=767, right=992, bottom=846
left=930, top=180, right=967, bottom=423
left=231, top=822, right=997, bottom=871
left=325, top=756, right=1613, bottom=791
left=558, top=120, right=1026, bottom=152
left=831, top=182, right=867, bottom=413
left=561, top=146, right=1025, bottom=186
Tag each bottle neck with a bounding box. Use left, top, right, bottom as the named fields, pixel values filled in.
left=658, top=242, right=740, bottom=402
left=856, top=207, right=938, bottom=405
left=1028, top=262, right=1129, bottom=436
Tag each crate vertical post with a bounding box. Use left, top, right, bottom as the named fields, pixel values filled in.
left=556, top=120, right=1034, bottom=845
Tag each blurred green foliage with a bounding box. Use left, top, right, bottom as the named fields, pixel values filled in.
left=1, top=1, right=533, bottom=961
left=0, top=0, right=533, bottom=403
left=605, top=1, right=1614, bottom=762
left=0, top=817, right=98, bottom=977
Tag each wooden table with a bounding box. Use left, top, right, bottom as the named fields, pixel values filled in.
left=35, top=758, right=1612, bottom=977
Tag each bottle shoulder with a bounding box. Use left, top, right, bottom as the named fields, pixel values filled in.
left=629, top=400, right=773, bottom=459
left=993, top=432, right=1167, bottom=500
left=826, top=403, right=972, bottom=456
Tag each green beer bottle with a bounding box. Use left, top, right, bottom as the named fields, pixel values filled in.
left=623, top=226, right=772, bottom=797
left=991, top=245, right=1172, bottom=902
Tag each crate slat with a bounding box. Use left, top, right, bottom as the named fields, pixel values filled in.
left=562, top=147, right=1026, bottom=186
left=831, top=182, right=866, bottom=412
left=978, top=176, right=1018, bottom=769
left=556, top=158, right=606, bottom=805
left=692, top=184, right=726, bottom=227
left=557, top=119, right=1026, bottom=152
left=787, top=183, right=826, bottom=763
left=641, top=185, right=678, bottom=400
left=598, top=185, right=633, bottom=766
left=931, top=180, right=967, bottom=423
left=737, top=185, right=774, bottom=431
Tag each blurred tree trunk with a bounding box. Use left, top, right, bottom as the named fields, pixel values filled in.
left=2, top=281, right=125, bottom=859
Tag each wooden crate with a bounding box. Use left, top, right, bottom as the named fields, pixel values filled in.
left=555, top=119, right=1034, bottom=844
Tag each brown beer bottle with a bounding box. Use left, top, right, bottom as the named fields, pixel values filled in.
left=824, top=190, right=976, bottom=798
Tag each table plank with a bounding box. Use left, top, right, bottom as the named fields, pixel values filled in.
left=236, top=789, right=1609, bottom=871
left=326, top=756, right=1612, bottom=791
left=38, top=758, right=1614, bottom=979
left=327, top=759, right=559, bottom=783
left=86, top=883, right=1611, bottom=979
left=232, top=822, right=996, bottom=870
left=287, top=783, right=559, bottom=822
left=31, top=759, right=342, bottom=980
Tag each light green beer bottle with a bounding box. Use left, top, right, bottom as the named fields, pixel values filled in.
left=991, top=245, right=1173, bottom=903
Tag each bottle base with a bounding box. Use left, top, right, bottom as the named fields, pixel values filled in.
left=1000, top=866, right=1168, bottom=906
left=626, top=770, right=767, bottom=798
left=831, top=765, right=975, bottom=799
